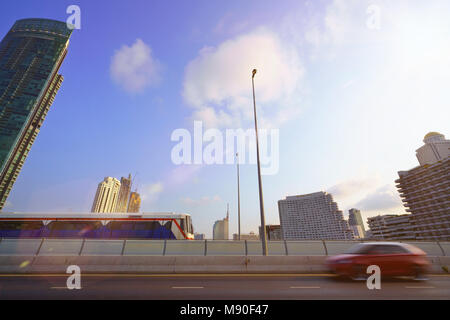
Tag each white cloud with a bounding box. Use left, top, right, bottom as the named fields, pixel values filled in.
left=141, top=182, right=164, bottom=202
left=326, top=176, right=406, bottom=215
left=110, top=39, right=161, bottom=93
left=183, top=28, right=305, bottom=129
left=355, top=185, right=403, bottom=212
left=327, top=177, right=379, bottom=199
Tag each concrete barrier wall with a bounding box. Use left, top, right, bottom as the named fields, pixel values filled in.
left=206, top=240, right=245, bottom=256
left=324, top=241, right=362, bottom=255
left=81, top=240, right=124, bottom=256
left=286, top=241, right=326, bottom=256
left=246, top=241, right=263, bottom=256
left=39, top=239, right=83, bottom=256
left=0, top=239, right=42, bottom=256
left=440, top=243, right=450, bottom=256
left=166, top=240, right=205, bottom=256
left=123, top=240, right=165, bottom=255
left=0, top=238, right=448, bottom=257
left=0, top=255, right=448, bottom=274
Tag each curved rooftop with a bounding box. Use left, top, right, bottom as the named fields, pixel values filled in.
left=424, top=132, right=442, bottom=139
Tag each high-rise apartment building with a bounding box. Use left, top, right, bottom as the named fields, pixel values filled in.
left=367, top=214, right=415, bottom=240
left=348, top=208, right=366, bottom=238
left=278, top=192, right=354, bottom=240
left=91, top=177, right=121, bottom=213
left=0, top=19, right=72, bottom=210
left=396, top=133, right=449, bottom=240
left=127, top=191, right=141, bottom=213
left=213, top=205, right=229, bottom=240
left=116, top=174, right=132, bottom=212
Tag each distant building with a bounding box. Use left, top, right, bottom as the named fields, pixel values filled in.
left=415, top=132, right=450, bottom=166
left=367, top=214, right=415, bottom=240
left=278, top=192, right=354, bottom=240
left=233, top=232, right=259, bottom=240
left=395, top=132, right=449, bottom=241
left=213, top=205, right=229, bottom=240
left=348, top=208, right=366, bottom=238
left=194, top=233, right=205, bottom=240
left=127, top=191, right=141, bottom=213
left=91, top=177, right=121, bottom=213
left=116, top=174, right=132, bottom=212
left=0, top=19, right=73, bottom=210
left=259, top=225, right=283, bottom=241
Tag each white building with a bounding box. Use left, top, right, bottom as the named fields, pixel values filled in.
left=416, top=132, right=450, bottom=165
left=278, top=192, right=354, bottom=240
left=91, top=177, right=121, bottom=213
left=213, top=205, right=229, bottom=240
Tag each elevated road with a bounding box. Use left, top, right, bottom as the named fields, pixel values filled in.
left=0, top=274, right=449, bottom=300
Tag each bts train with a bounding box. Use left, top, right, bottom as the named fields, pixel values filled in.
left=0, top=212, right=194, bottom=240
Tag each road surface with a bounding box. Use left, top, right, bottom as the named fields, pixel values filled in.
left=0, top=274, right=449, bottom=300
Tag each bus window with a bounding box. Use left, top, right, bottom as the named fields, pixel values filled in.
left=109, top=221, right=135, bottom=239
left=0, top=221, right=43, bottom=237
left=49, top=221, right=103, bottom=238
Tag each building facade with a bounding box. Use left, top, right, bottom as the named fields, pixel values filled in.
left=367, top=214, right=415, bottom=240
left=116, top=174, right=132, bottom=212
left=91, top=177, right=121, bottom=213
left=127, top=191, right=141, bottom=213
left=348, top=208, right=366, bottom=238
left=278, top=192, right=354, bottom=240
left=396, top=156, right=449, bottom=240
left=415, top=132, right=450, bottom=166
left=213, top=206, right=229, bottom=240
left=0, top=19, right=72, bottom=210
left=233, top=232, right=259, bottom=240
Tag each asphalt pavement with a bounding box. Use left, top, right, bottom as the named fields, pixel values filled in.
left=0, top=273, right=449, bottom=300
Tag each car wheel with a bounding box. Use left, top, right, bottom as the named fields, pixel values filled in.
left=350, top=265, right=367, bottom=281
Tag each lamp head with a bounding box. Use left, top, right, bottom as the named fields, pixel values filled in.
left=252, top=69, right=257, bottom=78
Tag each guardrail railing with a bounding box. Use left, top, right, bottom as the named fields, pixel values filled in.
left=0, top=238, right=448, bottom=256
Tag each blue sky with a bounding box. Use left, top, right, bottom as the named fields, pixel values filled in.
left=1, top=0, right=449, bottom=238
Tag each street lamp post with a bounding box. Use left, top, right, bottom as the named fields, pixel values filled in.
left=236, top=152, right=241, bottom=241
left=251, top=69, right=268, bottom=256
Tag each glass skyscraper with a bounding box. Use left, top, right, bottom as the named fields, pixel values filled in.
left=0, top=19, right=72, bottom=210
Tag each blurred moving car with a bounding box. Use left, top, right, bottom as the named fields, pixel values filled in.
left=326, top=242, right=431, bottom=280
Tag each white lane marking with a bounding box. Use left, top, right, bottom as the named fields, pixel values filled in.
left=405, top=286, right=435, bottom=289
left=290, top=286, right=320, bottom=289
left=172, top=286, right=204, bottom=289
